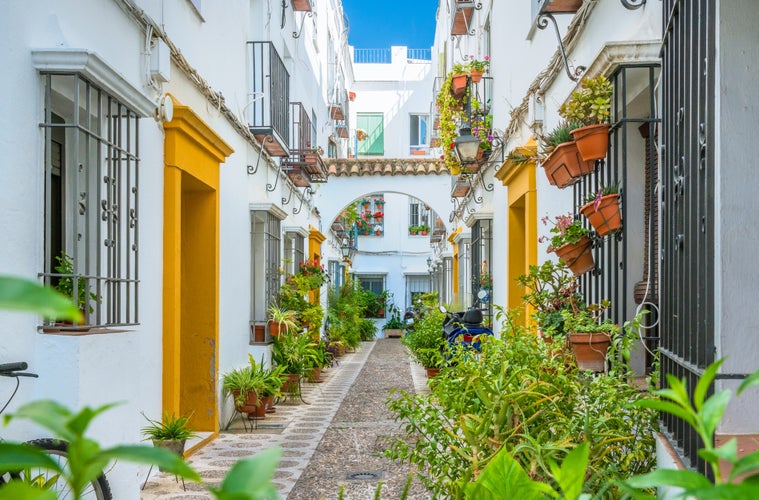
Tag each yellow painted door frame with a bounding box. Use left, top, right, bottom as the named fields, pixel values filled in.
left=163, top=100, right=233, bottom=433
left=308, top=227, right=326, bottom=304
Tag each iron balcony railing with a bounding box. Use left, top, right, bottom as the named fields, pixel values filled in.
left=247, top=41, right=290, bottom=156
left=281, top=102, right=327, bottom=184
left=353, top=48, right=432, bottom=64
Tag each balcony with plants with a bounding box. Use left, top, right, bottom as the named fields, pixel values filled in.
left=281, top=102, right=327, bottom=187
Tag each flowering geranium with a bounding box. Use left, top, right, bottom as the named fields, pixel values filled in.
left=356, top=129, right=368, bottom=141
left=469, top=55, right=490, bottom=72
left=539, top=214, right=590, bottom=252
left=299, top=259, right=325, bottom=276
left=472, top=112, right=493, bottom=151
left=373, top=211, right=384, bottom=218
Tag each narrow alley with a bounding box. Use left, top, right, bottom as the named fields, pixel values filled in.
left=142, top=339, right=429, bottom=499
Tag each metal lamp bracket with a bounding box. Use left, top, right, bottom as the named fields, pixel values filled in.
left=293, top=11, right=314, bottom=38
left=536, top=13, right=586, bottom=82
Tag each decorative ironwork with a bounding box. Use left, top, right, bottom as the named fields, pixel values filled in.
left=266, top=169, right=280, bottom=192
left=248, top=42, right=290, bottom=157
left=292, top=11, right=313, bottom=39
left=620, top=0, right=646, bottom=9
left=282, top=182, right=294, bottom=205
left=450, top=0, right=483, bottom=37
left=293, top=187, right=315, bottom=215
left=536, top=13, right=585, bottom=81
left=659, top=0, right=715, bottom=475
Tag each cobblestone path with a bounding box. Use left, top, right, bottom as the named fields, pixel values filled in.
left=141, top=339, right=430, bottom=499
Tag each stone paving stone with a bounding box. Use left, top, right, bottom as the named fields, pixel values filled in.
left=141, top=343, right=375, bottom=499
left=287, top=339, right=430, bottom=499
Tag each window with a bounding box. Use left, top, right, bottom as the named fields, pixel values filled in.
left=356, top=274, right=385, bottom=318
left=311, top=109, right=318, bottom=149
left=251, top=210, right=281, bottom=339
left=409, top=114, right=429, bottom=146
left=408, top=198, right=430, bottom=234
left=405, top=275, right=430, bottom=309
left=356, top=113, right=384, bottom=155
left=471, top=219, right=492, bottom=319
left=328, top=260, right=342, bottom=289
left=40, top=73, right=140, bottom=328
left=283, top=231, right=305, bottom=275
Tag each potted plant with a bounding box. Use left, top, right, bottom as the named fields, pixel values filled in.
left=374, top=225, right=383, bottom=236
left=141, top=412, right=198, bottom=466
left=562, top=302, right=618, bottom=372
left=450, top=63, right=469, bottom=97
left=222, top=366, right=263, bottom=413
left=305, top=342, right=328, bottom=383
left=356, top=128, right=368, bottom=141
left=580, top=184, right=621, bottom=236
left=272, top=332, right=318, bottom=394
left=540, top=214, right=594, bottom=276
left=517, top=260, right=580, bottom=342
left=49, top=251, right=101, bottom=328
left=418, top=224, right=430, bottom=236
left=559, top=75, right=613, bottom=162
left=382, top=306, right=406, bottom=338
left=409, top=225, right=419, bottom=235
left=267, top=305, right=299, bottom=337
left=401, top=308, right=447, bottom=377
left=540, top=121, right=594, bottom=188
left=468, top=55, right=490, bottom=83
left=249, top=354, right=284, bottom=416
left=373, top=210, right=384, bottom=221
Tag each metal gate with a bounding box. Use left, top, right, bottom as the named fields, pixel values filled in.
left=659, top=0, right=716, bottom=474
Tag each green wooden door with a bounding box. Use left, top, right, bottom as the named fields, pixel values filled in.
left=357, top=113, right=384, bottom=155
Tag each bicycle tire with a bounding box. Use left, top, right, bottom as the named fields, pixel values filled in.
left=1, top=438, right=113, bottom=500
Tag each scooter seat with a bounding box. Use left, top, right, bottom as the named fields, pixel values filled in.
left=462, top=309, right=483, bottom=325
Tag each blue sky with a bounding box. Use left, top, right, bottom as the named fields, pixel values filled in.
left=342, top=0, right=438, bottom=49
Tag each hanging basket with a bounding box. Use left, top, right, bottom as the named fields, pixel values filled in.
left=541, top=141, right=595, bottom=188
left=571, top=124, right=611, bottom=162
left=568, top=332, right=612, bottom=372
left=553, top=235, right=594, bottom=275
left=580, top=194, right=621, bottom=237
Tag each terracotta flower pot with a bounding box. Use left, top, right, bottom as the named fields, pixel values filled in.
left=580, top=194, right=621, bottom=236
left=262, top=394, right=276, bottom=413
left=232, top=390, right=259, bottom=413
left=553, top=235, right=595, bottom=276
left=469, top=69, right=483, bottom=83
left=541, top=141, right=595, bottom=188
left=247, top=403, right=267, bottom=420
left=282, top=373, right=301, bottom=394
left=451, top=73, right=468, bottom=98
left=571, top=124, right=611, bottom=162
left=568, top=332, right=612, bottom=372
left=306, top=367, right=323, bottom=383
left=425, top=367, right=441, bottom=378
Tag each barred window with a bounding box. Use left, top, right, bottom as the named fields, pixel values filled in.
left=251, top=210, right=281, bottom=322
left=40, top=73, right=139, bottom=329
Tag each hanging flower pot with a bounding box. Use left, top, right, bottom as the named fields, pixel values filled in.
left=541, top=141, right=595, bottom=188
left=568, top=332, right=612, bottom=372
left=580, top=193, right=621, bottom=237
left=451, top=73, right=468, bottom=98
left=469, top=69, right=483, bottom=83
left=571, top=124, right=611, bottom=162
left=553, top=235, right=594, bottom=276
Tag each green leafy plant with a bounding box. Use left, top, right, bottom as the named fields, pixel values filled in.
left=386, top=310, right=656, bottom=498
left=267, top=305, right=299, bottom=334
left=624, top=359, right=759, bottom=498
left=516, top=260, right=580, bottom=338
left=436, top=71, right=467, bottom=175
left=559, top=75, right=613, bottom=126
left=540, top=213, right=590, bottom=252
left=541, top=120, right=584, bottom=157
left=271, top=331, right=318, bottom=376
left=400, top=308, right=446, bottom=368
left=221, top=366, right=262, bottom=408
left=52, top=251, right=100, bottom=316
left=140, top=412, right=198, bottom=443
left=468, top=55, right=490, bottom=72
left=0, top=275, right=82, bottom=322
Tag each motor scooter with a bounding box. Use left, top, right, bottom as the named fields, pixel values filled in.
left=440, top=290, right=493, bottom=352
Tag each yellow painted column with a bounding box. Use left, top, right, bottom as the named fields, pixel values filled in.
left=163, top=100, right=233, bottom=433
left=308, top=227, right=326, bottom=304
left=448, top=227, right=462, bottom=305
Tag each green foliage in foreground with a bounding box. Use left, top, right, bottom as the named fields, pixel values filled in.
left=386, top=312, right=657, bottom=498
left=0, top=401, right=280, bottom=499
left=0, top=275, right=82, bottom=322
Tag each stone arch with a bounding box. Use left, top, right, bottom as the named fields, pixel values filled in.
left=316, top=173, right=455, bottom=235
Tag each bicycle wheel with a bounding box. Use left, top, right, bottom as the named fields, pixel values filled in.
left=0, top=438, right=112, bottom=500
